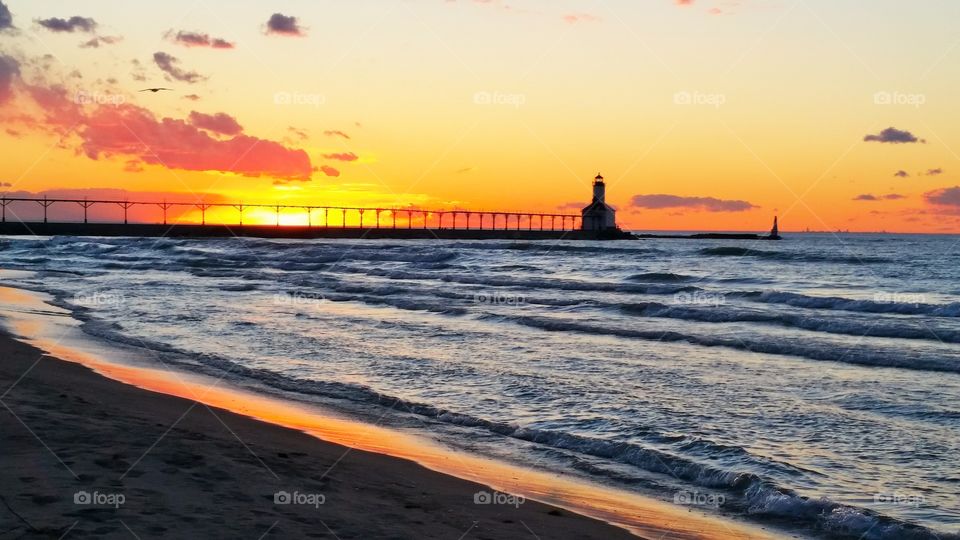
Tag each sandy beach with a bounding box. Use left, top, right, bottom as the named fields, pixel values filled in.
left=0, top=331, right=650, bottom=539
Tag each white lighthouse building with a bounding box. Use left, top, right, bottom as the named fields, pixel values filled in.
left=581, top=173, right=617, bottom=231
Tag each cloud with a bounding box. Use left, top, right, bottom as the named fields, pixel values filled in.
left=288, top=127, right=309, bottom=141
left=894, top=170, right=910, bottom=178
left=562, top=13, right=600, bottom=24
left=36, top=16, right=97, bottom=33
left=266, top=13, right=305, bottom=36
left=1, top=50, right=314, bottom=181
left=80, top=36, right=122, bottom=48
left=675, top=0, right=694, bottom=5
left=124, top=160, right=144, bottom=173
left=79, top=104, right=312, bottom=179
left=925, top=186, right=960, bottom=207
left=0, top=54, right=20, bottom=104
left=153, top=52, right=206, bottom=83
left=319, top=165, right=340, bottom=177
left=855, top=193, right=906, bottom=201
left=556, top=201, right=584, bottom=211
left=0, top=1, right=13, bottom=30
left=188, top=111, right=243, bottom=136
left=324, top=130, right=350, bottom=139
left=630, top=194, right=758, bottom=212
left=864, top=127, right=924, bottom=144
left=165, top=30, right=235, bottom=49
left=322, top=152, right=359, bottom=162
left=924, top=168, right=944, bottom=176
left=183, top=94, right=201, bottom=101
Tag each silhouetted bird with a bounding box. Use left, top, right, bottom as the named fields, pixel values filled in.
left=139, top=88, right=173, bottom=93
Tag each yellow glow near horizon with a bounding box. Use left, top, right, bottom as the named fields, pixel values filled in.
left=2, top=1, right=960, bottom=233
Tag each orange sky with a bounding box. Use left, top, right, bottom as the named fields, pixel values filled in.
left=2, top=0, right=960, bottom=232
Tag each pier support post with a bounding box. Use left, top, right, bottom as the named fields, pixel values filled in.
left=77, top=200, right=95, bottom=224
left=0, top=198, right=7, bottom=223
left=233, top=204, right=245, bottom=226
left=196, top=204, right=212, bottom=226
left=156, top=202, right=174, bottom=225
left=38, top=198, right=55, bottom=224
left=115, top=201, right=135, bottom=225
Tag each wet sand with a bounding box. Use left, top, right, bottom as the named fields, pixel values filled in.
left=0, top=332, right=652, bottom=539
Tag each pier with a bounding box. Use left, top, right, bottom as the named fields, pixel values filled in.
left=0, top=197, right=631, bottom=240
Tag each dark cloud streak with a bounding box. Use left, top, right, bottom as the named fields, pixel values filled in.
left=153, top=52, right=206, bottom=83
left=36, top=16, right=97, bottom=33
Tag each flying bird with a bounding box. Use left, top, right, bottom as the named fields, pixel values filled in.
left=139, top=87, right=173, bottom=93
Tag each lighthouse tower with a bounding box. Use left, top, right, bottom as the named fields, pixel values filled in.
left=581, top=173, right=618, bottom=231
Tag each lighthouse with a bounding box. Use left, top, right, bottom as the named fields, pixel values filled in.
left=581, top=173, right=618, bottom=231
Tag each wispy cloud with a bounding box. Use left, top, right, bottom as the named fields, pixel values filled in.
left=631, top=194, right=758, bottom=212
left=165, top=30, right=235, bottom=49
left=153, top=52, right=206, bottom=83
left=854, top=193, right=905, bottom=201
left=36, top=16, right=97, bottom=33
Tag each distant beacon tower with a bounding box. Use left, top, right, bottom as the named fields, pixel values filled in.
left=581, top=173, right=618, bottom=231
left=768, top=216, right=781, bottom=240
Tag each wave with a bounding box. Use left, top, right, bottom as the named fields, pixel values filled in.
left=736, top=290, right=960, bottom=317
left=482, top=314, right=960, bottom=374
left=51, top=311, right=960, bottom=540
left=617, top=301, right=960, bottom=343
left=445, top=241, right=660, bottom=255
left=353, top=266, right=700, bottom=296
left=626, top=272, right=699, bottom=283
left=699, top=246, right=891, bottom=264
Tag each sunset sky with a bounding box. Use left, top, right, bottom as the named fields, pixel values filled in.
left=2, top=0, right=960, bottom=231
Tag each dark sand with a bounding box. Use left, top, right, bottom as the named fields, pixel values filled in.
left=0, top=332, right=642, bottom=539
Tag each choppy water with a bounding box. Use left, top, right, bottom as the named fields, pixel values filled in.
left=1, top=234, right=958, bottom=539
